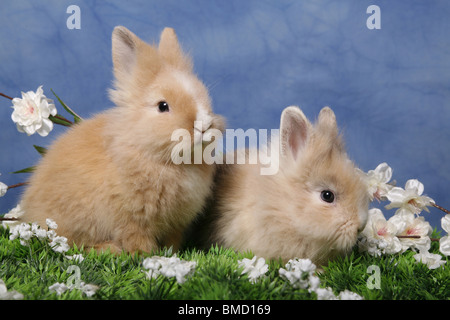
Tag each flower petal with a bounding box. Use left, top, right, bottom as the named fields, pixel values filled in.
left=441, top=214, right=450, bottom=233
left=439, top=236, right=450, bottom=256
left=405, top=179, right=424, bottom=196
left=386, top=187, right=407, bottom=203
left=375, top=162, right=393, bottom=183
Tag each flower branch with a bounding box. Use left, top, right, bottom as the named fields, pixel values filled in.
left=7, top=182, right=28, bottom=190
left=431, top=203, right=450, bottom=215
left=359, top=162, right=450, bottom=268
left=0, top=92, right=13, bottom=100
left=1, top=87, right=79, bottom=135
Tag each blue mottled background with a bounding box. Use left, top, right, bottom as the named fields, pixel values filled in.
left=0, top=1, right=449, bottom=232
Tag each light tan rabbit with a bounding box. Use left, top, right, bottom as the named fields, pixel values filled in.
left=20, top=26, right=224, bottom=253
left=196, top=106, right=369, bottom=265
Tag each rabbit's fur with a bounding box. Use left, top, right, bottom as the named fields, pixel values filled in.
left=21, top=26, right=224, bottom=253
left=194, top=106, right=368, bottom=265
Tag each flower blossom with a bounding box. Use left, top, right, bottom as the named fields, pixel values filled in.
left=439, top=214, right=450, bottom=256
left=31, top=222, right=48, bottom=240
left=238, top=256, right=269, bottom=283
left=49, top=236, right=70, bottom=254
left=314, top=288, right=363, bottom=300
left=388, top=214, right=432, bottom=252
left=65, top=254, right=85, bottom=262
left=48, top=282, right=69, bottom=296
left=1, top=203, right=25, bottom=229
left=46, top=218, right=58, bottom=230
left=7, top=216, right=71, bottom=254
left=337, top=289, right=364, bottom=300
left=365, top=163, right=394, bottom=201
left=9, top=222, right=33, bottom=246
left=385, top=179, right=434, bottom=216
left=279, top=258, right=363, bottom=300
left=0, top=182, right=7, bottom=198
left=11, top=85, right=57, bottom=137
left=49, top=281, right=98, bottom=297
left=413, top=251, right=446, bottom=269
left=358, top=208, right=402, bottom=256
left=0, top=173, right=7, bottom=198
left=142, top=255, right=196, bottom=284
left=0, top=279, right=24, bottom=300
left=279, top=258, right=317, bottom=290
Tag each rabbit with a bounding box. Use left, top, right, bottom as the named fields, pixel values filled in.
left=193, top=106, right=369, bottom=266
left=20, top=26, right=225, bottom=254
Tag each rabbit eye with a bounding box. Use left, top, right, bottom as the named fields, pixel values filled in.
left=157, top=101, right=170, bottom=113
left=320, top=190, right=335, bottom=203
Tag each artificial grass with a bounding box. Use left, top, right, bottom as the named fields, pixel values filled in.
left=0, top=226, right=448, bottom=300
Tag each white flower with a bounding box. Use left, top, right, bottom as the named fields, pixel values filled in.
left=440, top=215, right=450, bottom=256
left=142, top=255, right=196, bottom=284
left=413, top=251, right=446, bottom=269
left=1, top=203, right=25, bottom=229
left=9, top=222, right=33, bottom=246
left=46, top=218, right=58, bottom=230
left=0, top=182, right=7, bottom=198
left=0, top=279, right=24, bottom=300
left=49, top=236, right=70, bottom=253
left=279, top=258, right=317, bottom=289
left=278, top=258, right=362, bottom=300
left=307, top=275, right=321, bottom=292
left=31, top=223, right=47, bottom=240
left=385, top=179, right=434, bottom=216
left=315, top=287, right=363, bottom=300
left=49, top=282, right=69, bottom=295
left=358, top=208, right=402, bottom=255
left=11, top=85, right=57, bottom=137
left=238, top=256, right=269, bottom=283
left=440, top=236, right=450, bottom=256
left=79, top=282, right=99, bottom=297
left=442, top=214, right=450, bottom=233
left=46, top=229, right=57, bottom=240
left=6, top=217, right=73, bottom=254
left=49, top=281, right=98, bottom=297
left=365, top=163, right=394, bottom=201
left=65, top=254, right=84, bottom=262
left=338, top=289, right=364, bottom=300
left=388, top=214, right=432, bottom=252
left=315, top=287, right=337, bottom=300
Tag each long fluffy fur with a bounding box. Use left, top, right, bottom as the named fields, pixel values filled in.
left=195, top=106, right=369, bottom=265
left=20, top=26, right=224, bottom=253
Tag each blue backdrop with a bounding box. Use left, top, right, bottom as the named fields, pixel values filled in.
left=1, top=0, right=449, bottom=232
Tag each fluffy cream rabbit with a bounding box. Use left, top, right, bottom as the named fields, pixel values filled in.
left=20, top=26, right=224, bottom=253
left=196, top=106, right=369, bottom=265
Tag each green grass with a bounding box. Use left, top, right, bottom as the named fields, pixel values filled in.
left=0, top=226, right=448, bottom=300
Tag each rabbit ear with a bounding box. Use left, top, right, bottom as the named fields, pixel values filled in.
left=317, top=107, right=338, bottom=138
left=280, top=106, right=311, bottom=161
left=158, top=27, right=192, bottom=70
left=112, top=26, right=141, bottom=77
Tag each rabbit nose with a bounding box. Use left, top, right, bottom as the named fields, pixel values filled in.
left=194, top=121, right=210, bottom=134
left=195, top=110, right=213, bottom=132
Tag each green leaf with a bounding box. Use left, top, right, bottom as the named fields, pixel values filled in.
left=33, top=145, right=47, bottom=156
left=11, top=166, right=35, bottom=174
left=51, top=89, right=83, bottom=123
left=48, top=114, right=72, bottom=127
